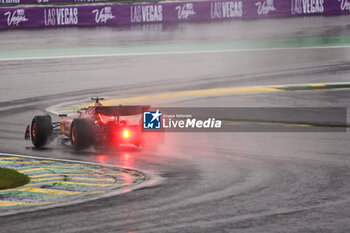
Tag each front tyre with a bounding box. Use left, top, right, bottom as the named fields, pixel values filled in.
left=31, top=115, right=52, bottom=147
left=70, top=118, right=94, bottom=150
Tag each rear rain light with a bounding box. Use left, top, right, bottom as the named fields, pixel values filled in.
left=123, top=130, right=130, bottom=139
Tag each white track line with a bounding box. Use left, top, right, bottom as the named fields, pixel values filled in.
left=1, top=45, right=349, bottom=61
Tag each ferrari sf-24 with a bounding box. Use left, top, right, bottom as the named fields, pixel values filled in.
left=25, top=97, right=162, bottom=150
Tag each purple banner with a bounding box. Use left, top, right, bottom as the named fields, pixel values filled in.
left=0, top=0, right=349, bottom=30
left=0, top=0, right=110, bottom=5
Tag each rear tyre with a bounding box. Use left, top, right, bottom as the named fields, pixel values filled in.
left=70, top=118, right=94, bottom=150
left=31, top=115, right=52, bottom=147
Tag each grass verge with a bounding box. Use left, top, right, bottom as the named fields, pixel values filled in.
left=0, top=168, right=30, bottom=190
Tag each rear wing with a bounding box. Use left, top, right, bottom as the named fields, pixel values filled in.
left=94, top=105, right=151, bottom=116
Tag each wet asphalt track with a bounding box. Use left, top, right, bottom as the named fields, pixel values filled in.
left=1, top=16, right=350, bottom=232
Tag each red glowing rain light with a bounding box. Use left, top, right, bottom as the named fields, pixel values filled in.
left=123, top=130, right=130, bottom=138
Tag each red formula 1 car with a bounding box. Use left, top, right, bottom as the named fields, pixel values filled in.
left=25, top=97, right=162, bottom=150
